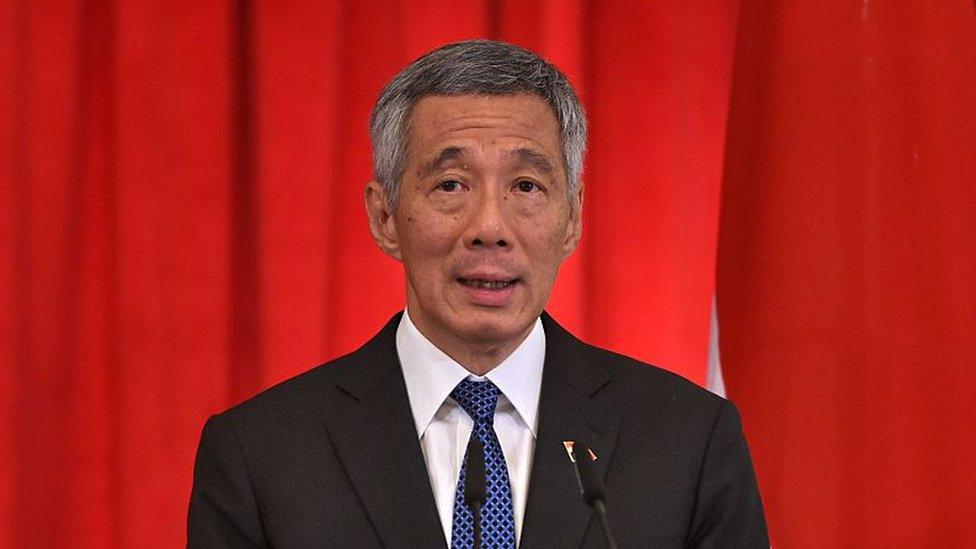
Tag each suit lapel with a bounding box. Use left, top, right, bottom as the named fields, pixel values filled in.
left=520, top=314, right=621, bottom=549
left=319, top=315, right=446, bottom=548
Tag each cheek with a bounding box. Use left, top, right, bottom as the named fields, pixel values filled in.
left=397, top=209, right=462, bottom=262
left=533, top=211, right=572, bottom=253
left=519, top=232, right=570, bottom=282
left=425, top=218, right=463, bottom=252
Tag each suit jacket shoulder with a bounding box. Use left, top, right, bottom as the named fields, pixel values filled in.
left=525, top=313, right=767, bottom=547
left=189, top=313, right=445, bottom=548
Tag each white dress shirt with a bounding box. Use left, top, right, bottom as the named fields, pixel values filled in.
left=396, top=310, right=545, bottom=545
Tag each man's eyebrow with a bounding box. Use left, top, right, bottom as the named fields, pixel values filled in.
left=509, top=148, right=555, bottom=175
left=419, top=146, right=467, bottom=178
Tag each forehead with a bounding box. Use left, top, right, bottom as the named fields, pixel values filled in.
left=406, top=94, right=562, bottom=165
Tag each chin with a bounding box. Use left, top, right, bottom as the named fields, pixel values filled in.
left=452, top=308, right=534, bottom=344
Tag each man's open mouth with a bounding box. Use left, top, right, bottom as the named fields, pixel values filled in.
left=457, top=278, right=518, bottom=290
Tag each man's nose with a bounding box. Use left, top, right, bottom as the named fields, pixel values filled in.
left=463, top=190, right=511, bottom=250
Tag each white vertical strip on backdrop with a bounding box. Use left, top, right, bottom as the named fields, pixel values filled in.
left=706, top=295, right=726, bottom=397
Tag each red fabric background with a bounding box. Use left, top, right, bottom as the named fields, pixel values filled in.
left=718, top=1, right=976, bottom=546
left=2, top=1, right=974, bottom=547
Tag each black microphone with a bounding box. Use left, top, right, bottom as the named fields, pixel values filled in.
left=464, top=436, right=486, bottom=549
left=574, top=444, right=619, bottom=549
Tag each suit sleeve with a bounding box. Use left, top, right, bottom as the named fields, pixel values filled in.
left=687, top=399, right=769, bottom=548
left=187, top=413, right=268, bottom=548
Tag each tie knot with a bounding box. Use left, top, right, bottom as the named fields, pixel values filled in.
left=450, top=379, right=500, bottom=424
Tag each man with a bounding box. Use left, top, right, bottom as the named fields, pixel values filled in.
left=189, top=40, right=768, bottom=548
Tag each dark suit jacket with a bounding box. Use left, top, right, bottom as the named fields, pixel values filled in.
left=188, top=312, right=768, bottom=548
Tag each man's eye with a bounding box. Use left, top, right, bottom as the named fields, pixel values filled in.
left=515, top=180, right=540, bottom=193
left=437, top=180, right=463, bottom=192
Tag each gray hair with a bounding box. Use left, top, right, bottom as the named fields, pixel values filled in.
left=369, top=39, right=587, bottom=207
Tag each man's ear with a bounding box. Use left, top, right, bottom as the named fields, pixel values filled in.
left=562, top=184, right=584, bottom=258
left=365, top=180, right=402, bottom=261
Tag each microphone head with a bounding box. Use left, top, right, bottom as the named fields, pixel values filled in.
left=464, top=436, right=486, bottom=507
left=574, top=444, right=606, bottom=506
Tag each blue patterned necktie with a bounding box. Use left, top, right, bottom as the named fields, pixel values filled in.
left=450, top=379, right=517, bottom=549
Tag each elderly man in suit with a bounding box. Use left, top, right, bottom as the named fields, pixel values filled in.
left=188, top=39, right=768, bottom=548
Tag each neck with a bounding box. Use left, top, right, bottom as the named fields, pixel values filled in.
left=446, top=340, right=525, bottom=376
left=407, top=312, right=534, bottom=376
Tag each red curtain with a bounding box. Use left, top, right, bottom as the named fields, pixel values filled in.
left=1, top=1, right=736, bottom=546
left=718, top=1, right=976, bottom=546
left=5, top=1, right=975, bottom=547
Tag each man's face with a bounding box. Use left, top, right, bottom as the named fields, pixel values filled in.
left=366, top=94, right=582, bottom=353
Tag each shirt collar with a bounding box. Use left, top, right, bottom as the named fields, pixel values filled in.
left=396, top=309, right=545, bottom=439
